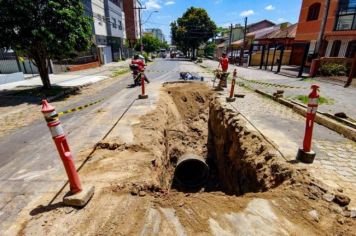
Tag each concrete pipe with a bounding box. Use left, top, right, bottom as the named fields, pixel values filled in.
left=174, top=153, right=209, bottom=188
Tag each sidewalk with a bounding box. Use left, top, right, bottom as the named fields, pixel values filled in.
left=199, top=62, right=356, bottom=208
left=0, top=60, right=131, bottom=91
left=201, top=59, right=356, bottom=121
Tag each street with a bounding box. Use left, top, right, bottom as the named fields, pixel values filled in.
left=1, top=58, right=355, bottom=234
left=0, top=59, right=199, bottom=232
left=2, top=0, right=356, bottom=234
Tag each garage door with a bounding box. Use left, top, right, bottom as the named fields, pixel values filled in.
left=103, top=46, right=113, bottom=64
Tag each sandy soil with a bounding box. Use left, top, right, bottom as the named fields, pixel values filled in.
left=0, top=75, right=127, bottom=138
left=9, top=82, right=355, bottom=235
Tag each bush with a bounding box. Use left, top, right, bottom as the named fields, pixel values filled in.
left=142, top=52, right=149, bottom=62
left=319, top=63, right=348, bottom=76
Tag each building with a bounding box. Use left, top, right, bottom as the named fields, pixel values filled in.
left=145, top=28, right=166, bottom=42
left=82, top=0, right=126, bottom=63
left=257, top=23, right=297, bottom=46
left=295, top=0, right=356, bottom=58
left=123, top=0, right=142, bottom=48
left=216, top=20, right=276, bottom=60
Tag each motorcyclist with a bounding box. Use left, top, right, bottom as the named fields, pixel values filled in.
left=131, top=55, right=150, bottom=85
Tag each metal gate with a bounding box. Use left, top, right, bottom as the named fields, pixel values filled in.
left=248, top=42, right=310, bottom=77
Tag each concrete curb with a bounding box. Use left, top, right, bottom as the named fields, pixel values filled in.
left=255, top=89, right=356, bottom=142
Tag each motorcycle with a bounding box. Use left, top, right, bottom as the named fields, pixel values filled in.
left=129, top=64, right=141, bottom=86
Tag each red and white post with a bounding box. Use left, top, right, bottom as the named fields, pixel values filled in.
left=139, top=73, right=148, bottom=99
left=41, top=100, right=94, bottom=207
left=297, top=84, right=319, bottom=163
left=226, top=69, right=237, bottom=102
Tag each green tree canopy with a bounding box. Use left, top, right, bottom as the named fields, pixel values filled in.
left=135, top=34, right=162, bottom=53
left=0, top=0, right=93, bottom=89
left=171, top=7, right=217, bottom=58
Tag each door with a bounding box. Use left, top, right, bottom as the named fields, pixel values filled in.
left=103, top=46, right=113, bottom=64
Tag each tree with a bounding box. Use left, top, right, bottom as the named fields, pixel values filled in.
left=135, top=35, right=161, bottom=53
left=0, top=0, right=92, bottom=89
left=216, top=27, right=230, bottom=37
left=171, top=7, right=217, bottom=59
left=160, top=41, right=170, bottom=50
left=204, top=42, right=216, bottom=57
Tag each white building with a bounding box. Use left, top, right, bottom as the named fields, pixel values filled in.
left=145, top=28, right=165, bottom=42
left=82, top=0, right=126, bottom=63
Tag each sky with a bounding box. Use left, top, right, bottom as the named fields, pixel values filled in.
left=140, top=0, right=303, bottom=43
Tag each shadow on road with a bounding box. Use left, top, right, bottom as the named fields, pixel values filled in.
left=29, top=202, right=67, bottom=216
left=0, top=86, right=82, bottom=107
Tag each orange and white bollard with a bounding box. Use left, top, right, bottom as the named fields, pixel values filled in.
left=41, top=100, right=94, bottom=207
left=139, top=73, right=148, bottom=99
left=226, top=69, right=237, bottom=102
left=296, top=84, right=319, bottom=163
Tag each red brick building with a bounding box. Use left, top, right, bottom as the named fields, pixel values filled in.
left=295, top=0, right=356, bottom=58
left=123, top=0, right=141, bottom=48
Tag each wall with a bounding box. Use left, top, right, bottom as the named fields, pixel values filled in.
left=0, top=72, right=25, bottom=85
left=295, top=0, right=324, bottom=41
left=296, top=0, right=356, bottom=41
left=92, top=0, right=108, bottom=37
left=250, top=49, right=292, bottom=66
left=108, top=0, right=125, bottom=39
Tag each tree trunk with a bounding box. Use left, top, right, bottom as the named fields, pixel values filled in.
left=33, top=51, right=51, bottom=89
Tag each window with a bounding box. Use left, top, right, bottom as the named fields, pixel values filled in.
left=118, top=20, right=122, bottom=30
left=346, top=40, right=356, bottom=57
left=330, top=40, right=341, bottom=57
left=112, top=18, right=117, bottom=28
left=307, top=3, right=321, bottom=21
left=335, top=0, right=356, bottom=30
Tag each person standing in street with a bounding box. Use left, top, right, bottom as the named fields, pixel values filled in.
left=219, top=53, right=229, bottom=72
left=218, top=53, right=229, bottom=87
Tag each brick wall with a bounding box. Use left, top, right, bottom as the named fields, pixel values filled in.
left=67, top=61, right=101, bottom=72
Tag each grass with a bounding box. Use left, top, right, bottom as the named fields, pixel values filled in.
left=111, top=68, right=130, bottom=77
left=299, top=77, right=315, bottom=82
left=294, top=95, right=335, bottom=105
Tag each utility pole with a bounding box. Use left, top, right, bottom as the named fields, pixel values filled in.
left=240, top=17, right=248, bottom=65
left=228, top=23, right=233, bottom=58
left=134, top=2, right=146, bottom=54
left=315, top=0, right=331, bottom=57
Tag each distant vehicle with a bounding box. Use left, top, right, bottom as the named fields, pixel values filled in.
left=159, top=49, right=167, bottom=58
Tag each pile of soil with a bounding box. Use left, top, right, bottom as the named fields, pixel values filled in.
left=12, top=82, right=355, bottom=235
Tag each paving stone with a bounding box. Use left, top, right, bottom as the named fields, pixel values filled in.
left=327, top=153, right=336, bottom=157
left=323, top=165, right=337, bottom=171
left=336, top=170, right=354, bottom=177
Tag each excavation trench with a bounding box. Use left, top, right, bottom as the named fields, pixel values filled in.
left=160, top=82, right=292, bottom=195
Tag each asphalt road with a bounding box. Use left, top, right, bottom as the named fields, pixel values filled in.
left=0, top=58, right=190, bottom=232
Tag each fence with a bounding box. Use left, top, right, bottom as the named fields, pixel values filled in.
left=248, top=42, right=310, bottom=77
left=0, top=49, right=38, bottom=75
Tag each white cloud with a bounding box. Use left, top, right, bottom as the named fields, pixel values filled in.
left=240, top=10, right=254, bottom=17
left=265, top=5, right=275, bottom=11
left=145, top=0, right=162, bottom=10
left=165, top=1, right=175, bottom=5
left=277, top=18, right=285, bottom=22
left=215, top=0, right=223, bottom=4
